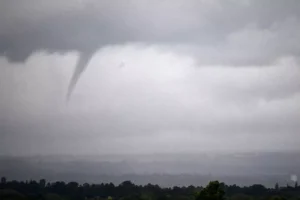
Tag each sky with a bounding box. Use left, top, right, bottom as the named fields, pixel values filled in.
left=0, top=0, right=300, bottom=156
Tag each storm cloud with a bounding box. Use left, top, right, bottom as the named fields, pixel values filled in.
left=0, top=0, right=300, bottom=156
left=1, top=0, right=300, bottom=64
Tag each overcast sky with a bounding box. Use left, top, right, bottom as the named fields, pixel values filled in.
left=0, top=0, right=300, bottom=156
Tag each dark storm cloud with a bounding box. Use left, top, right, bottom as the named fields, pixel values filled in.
left=1, top=0, right=300, bottom=155
left=0, top=0, right=300, bottom=64
left=2, top=0, right=300, bottom=97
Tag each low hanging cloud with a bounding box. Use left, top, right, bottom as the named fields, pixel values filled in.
left=0, top=45, right=299, bottom=155
left=1, top=0, right=300, bottom=155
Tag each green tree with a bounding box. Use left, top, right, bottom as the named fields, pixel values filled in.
left=196, top=181, right=225, bottom=200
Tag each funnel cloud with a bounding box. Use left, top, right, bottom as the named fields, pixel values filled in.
left=67, top=52, right=94, bottom=101
left=0, top=0, right=300, bottom=157
left=1, top=1, right=300, bottom=99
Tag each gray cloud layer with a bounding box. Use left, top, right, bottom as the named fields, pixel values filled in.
left=1, top=48, right=299, bottom=155
left=0, top=0, right=300, bottom=156
left=1, top=0, right=300, bottom=64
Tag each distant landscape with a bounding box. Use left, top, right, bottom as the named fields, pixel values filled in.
left=1, top=152, right=299, bottom=188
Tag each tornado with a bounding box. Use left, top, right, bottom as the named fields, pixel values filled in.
left=66, top=51, right=94, bottom=102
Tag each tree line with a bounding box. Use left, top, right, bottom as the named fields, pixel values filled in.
left=1, top=177, right=300, bottom=200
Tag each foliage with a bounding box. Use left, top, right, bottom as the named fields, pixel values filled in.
left=196, top=181, right=225, bottom=200
left=0, top=177, right=300, bottom=200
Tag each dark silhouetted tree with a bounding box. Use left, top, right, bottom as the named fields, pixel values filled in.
left=275, top=183, right=279, bottom=190
left=39, top=179, right=46, bottom=188
left=1, top=177, right=6, bottom=184
left=196, top=181, right=225, bottom=200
